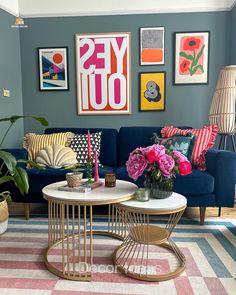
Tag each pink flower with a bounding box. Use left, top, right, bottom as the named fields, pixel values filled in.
left=126, top=153, right=148, bottom=181
left=173, top=150, right=188, bottom=163
left=158, top=154, right=175, bottom=177
left=179, top=161, right=192, bottom=176
left=146, top=144, right=165, bottom=164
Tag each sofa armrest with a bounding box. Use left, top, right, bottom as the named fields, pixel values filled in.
left=205, top=149, right=236, bottom=207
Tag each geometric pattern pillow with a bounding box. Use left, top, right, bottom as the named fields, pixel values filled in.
left=23, top=132, right=75, bottom=162
left=161, top=125, right=218, bottom=171
left=69, top=132, right=102, bottom=166
left=152, top=132, right=196, bottom=162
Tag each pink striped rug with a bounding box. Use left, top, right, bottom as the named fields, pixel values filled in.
left=0, top=217, right=236, bottom=295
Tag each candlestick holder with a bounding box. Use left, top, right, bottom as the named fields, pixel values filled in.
left=86, top=156, right=92, bottom=183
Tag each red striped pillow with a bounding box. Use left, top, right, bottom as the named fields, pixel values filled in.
left=161, top=125, right=218, bottom=170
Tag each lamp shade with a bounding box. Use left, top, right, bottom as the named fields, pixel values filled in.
left=209, top=65, right=236, bottom=134
left=11, top=16, right=28, bottom=28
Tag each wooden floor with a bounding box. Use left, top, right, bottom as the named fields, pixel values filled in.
left=9, top=203, right=236, bottom=219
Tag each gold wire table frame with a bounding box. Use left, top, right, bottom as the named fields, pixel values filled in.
left=113, top=195, right=187, bottom=282
left=42, top=180, right=137, bottom=281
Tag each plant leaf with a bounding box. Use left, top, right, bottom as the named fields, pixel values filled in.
left=12, top=167, right=29, bottom=195
left=0, top=150, right=16, bottom=175
left=191, top=64, right=204, bottom=75
left=0, top=115, right=48, bottom=126
left=192, top=45, right=205, bottom=67
left=179, top=52, right=194, bottom=61
left=0, top=175, right=14, bottom=185
left=30, top=116, right=48, bottom=126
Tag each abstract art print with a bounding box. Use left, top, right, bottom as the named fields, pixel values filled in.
left=139, top=72, right=166, bottom=111
left=75, top=32, right=131, bottom=115
left=140, top=27, right=164, bottom=65
left=174, top=31, right=210, bottom=85
left=38, top=47, right=69, bottom=90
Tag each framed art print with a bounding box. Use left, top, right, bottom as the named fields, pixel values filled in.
left=38, top=47, right=69, bottom=90
left=174, top=31, right=210, bottom=85
left=139, top=72, right=166, bottom=111
left=75, top=32, right=131, bottom=115
left=140, top=27, right=164, bottom=65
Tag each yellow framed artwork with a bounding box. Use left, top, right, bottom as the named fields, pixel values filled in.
left=139, top=72, right=166, bottom=111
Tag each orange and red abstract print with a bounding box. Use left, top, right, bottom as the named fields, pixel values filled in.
left=174, top=31, right=210, bottom=85
left=76, top=33, right=131, bottom=115
left=140, top=27, right=164, bottom=65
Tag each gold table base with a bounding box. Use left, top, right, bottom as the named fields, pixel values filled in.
left=45, top=201, right=185, bottom=282
left=112, top=205, right=186, bottom=281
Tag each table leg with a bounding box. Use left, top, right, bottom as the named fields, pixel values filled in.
left=45, top=203, right=93, bottom=281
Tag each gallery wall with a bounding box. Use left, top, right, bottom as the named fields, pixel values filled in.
left=0, top=9, right=232, bottom=143
left=0, top=9, right=24, bottom=148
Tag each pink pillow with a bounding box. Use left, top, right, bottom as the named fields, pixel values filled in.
left=161, top=125, right=218, bottom=170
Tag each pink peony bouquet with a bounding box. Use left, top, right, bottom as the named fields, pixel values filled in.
left=126, top=144, right=192, bottom=185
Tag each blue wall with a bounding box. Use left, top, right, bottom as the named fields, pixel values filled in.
left=20, top=11, right=231, bottom=134
left=231, top=4, right=236, bottom=64
left=0, top=9, right=24, bottom=148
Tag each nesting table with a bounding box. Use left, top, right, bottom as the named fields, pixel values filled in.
left=43, top=180, right=187, bottom=282
left=114, top=193, right=187, bottom=281
left=42, top=179, right=137, bottom=281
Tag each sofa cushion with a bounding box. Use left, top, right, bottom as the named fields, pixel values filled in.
left=116, top=167, right=214, bottom=196
left=24, top=132, right=74, bottom=161
left=45, top=128, right=118, bottom=167
left=161, top=125, right=218, bottom=171
left=69, top=132, right=102, bottom=165
left=151, top=133, right=196, bottom=162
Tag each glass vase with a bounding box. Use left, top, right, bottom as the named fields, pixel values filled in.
left=144, top=173, right=173, bottom=199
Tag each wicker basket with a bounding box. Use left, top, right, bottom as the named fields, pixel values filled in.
left=0, top=198, right=9, bottom=235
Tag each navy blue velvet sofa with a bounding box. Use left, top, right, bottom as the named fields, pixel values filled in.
left=6, top=126, right=236, bottom=224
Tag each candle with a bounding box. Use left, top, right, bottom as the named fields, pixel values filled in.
left=87, top=130, right=91, bottom=159
left=94, top=149, right=99, bottom=181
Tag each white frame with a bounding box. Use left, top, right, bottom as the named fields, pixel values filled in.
left=75, top=32, right=131, bottom=115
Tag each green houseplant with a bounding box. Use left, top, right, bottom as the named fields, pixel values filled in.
left=0, top=115, right=48, bottom=234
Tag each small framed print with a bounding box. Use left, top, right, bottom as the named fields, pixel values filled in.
left=174, top=31, right=210, bottom=85
left=75, top=32, right=131, bottom=115
left=140, top=27, right=165, bottom=65
left=38, top=47, right=69, bottom=91
left=139, top=72, right=166, bottom=111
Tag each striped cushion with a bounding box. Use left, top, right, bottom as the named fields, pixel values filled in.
left=24, top=132, right=75, bottom=161
left=161, top=125, right=218, bottom=170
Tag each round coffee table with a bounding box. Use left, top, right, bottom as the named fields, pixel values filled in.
left=42, top=179, right=137, bottom=281
left=113, top=193, right=187, bottom=282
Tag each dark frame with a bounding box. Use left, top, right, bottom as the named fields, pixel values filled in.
left=139, top=71, right=166, bottom=112
left=38, top=47, right=69, bottom=91
left=173, top=31, right=210, bottom=85
left=139, top=26, right=165, bottom=66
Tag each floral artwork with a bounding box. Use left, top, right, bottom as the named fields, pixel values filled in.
left=174, top=32, right=210, bottom=85
left=139, top=72, right=166, bottom=111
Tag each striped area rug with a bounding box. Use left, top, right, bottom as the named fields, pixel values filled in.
left=0, top=217, right=236, bottom=295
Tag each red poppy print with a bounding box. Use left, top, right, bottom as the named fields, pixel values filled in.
left=180, top=60, right=190, bottom=73
left=179, top=35, right=205, bottom=76
left=183, top=37, right=201, bottom=51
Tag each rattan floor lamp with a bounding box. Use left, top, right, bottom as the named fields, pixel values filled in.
left=209, top=65, right=236, bottom=216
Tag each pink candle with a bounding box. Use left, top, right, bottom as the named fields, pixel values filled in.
left=87, top=130, right=91, bottom=159
left=94, top=149, right=99, bottom=181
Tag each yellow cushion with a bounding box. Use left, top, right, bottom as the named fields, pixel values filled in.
left=24, top=132, right=74, bottom=161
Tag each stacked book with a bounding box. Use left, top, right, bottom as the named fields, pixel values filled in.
left=58, top=180, right=103, bottom=193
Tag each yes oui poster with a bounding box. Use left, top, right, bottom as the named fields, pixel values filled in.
left=75, top=32, right=131, bottom=115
